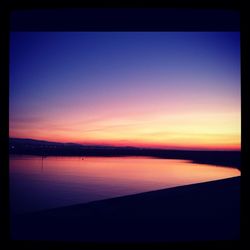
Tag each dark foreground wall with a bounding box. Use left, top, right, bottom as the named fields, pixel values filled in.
left=11, top=177, right=240, bottom=242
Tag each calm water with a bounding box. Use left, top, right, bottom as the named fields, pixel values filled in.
left=10, top=156, right=240, bottom=214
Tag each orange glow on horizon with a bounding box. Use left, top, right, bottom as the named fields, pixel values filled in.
left=10, top=134, right=240, bottom=151
left=10, top=110, right=241, bottom=151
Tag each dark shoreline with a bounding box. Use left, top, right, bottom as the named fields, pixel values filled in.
left=9, top=138, right=240, bottom=169
left=12, top=176, right=240, bottom=242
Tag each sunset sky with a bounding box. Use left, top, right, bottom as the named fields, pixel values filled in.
left=9, top=32, right=241, bottom=150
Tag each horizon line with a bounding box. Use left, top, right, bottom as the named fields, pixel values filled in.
left=9, top=137, right=241, bottom=152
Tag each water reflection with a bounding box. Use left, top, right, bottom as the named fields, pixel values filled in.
left=10, top=156, right=240, bottom=214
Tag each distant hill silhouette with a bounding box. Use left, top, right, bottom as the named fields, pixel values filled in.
left=9, top=138, right=240, bottom=169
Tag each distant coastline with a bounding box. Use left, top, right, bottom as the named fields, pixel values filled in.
left=9, top=138, right=240, bottom=169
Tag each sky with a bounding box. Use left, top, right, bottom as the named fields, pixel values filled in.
left=9, top=32, right=241, bottom=150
